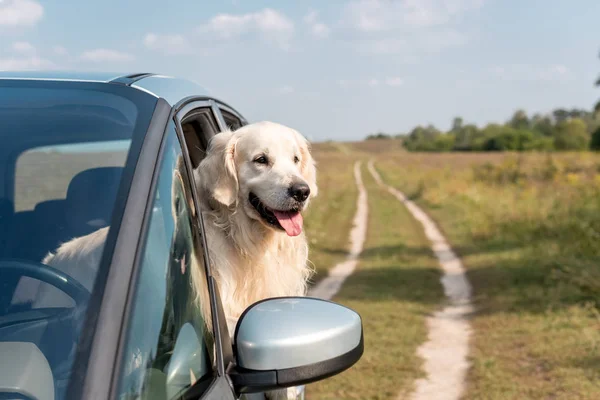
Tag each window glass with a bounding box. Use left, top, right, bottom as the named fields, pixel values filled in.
left=118, top=122, right=214, bottom=400
left=14, top=140, right=129, bottom=212
left=0, top=83, right=154, bottom=400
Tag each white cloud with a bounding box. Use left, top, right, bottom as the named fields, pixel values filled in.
left=385, top=77, right=404, bottom=86
left=80, top=49, right=134, bottom=63
left=144, top=33, right=192, bottom=55
left=200, top=8, right=294, bottom=50
left=12, top=41, right=35, bottom=54
left=354, top=28, right=465, bottom=55
left=0, top=0, right=43, bottom=27
left=53, top=46, right=68, bottom=56
left=491, top=64, right=571, bottom=82
left=310, top=22, right=330, bottom=38
left=304, top=10, right=330, bottom=38
left=341, top=0, right=481, bottom=56
left=344, top=0, right=484, bottom=31
left=0, top=55, right=54, bottom=71
left=304, top=10, right=318, bottom=25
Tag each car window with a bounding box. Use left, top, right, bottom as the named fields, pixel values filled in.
left=181, top=108, right=219, bottom=168
left=117, top=122, right=215, bottom=400
left=14, top=141, right=128, bottom=212
left=220, top=109, right=243, bottom=131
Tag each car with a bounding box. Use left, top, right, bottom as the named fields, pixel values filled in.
left=0, top=72, right=364, bottom=400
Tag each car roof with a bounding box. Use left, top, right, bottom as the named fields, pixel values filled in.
left=0, top=71, right=212, bottom=106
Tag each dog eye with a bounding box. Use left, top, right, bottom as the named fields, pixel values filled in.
left=293, top=156, right=300, bottom=164
left=254, top=155, right=268, bottom=165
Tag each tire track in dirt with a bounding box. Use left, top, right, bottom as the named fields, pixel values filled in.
left=309, top=161, right=368, bottom=300
left=367, top=160, right=474, bottom=400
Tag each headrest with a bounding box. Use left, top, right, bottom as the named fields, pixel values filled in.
left=66, top=167, right=123, bottom=235
left=34, top=199, right=65, bottom=217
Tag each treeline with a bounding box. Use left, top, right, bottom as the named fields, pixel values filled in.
left=367, top=108, right=600, bottom=152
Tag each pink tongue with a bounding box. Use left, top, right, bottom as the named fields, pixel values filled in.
left=273, top=210, right=304, bottom=236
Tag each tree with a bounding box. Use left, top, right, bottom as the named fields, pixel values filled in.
left=553, top=118, right=590, bottom=150
left=591, top=127, right=600, bottom=151
left=403, top=125, right=443, bottom=151
left=509, top=109, right=530, bottom=130
left=433, top=134, right=455, bottom=151
left=366, top=132, right=391, bottom=140
left=453, top=124, right=480, bottom=151
left=451, top=117, right=464, bottom=133
left=531, top=113, right=555, bottom=137
left=552, top=108, right=570, bottom=123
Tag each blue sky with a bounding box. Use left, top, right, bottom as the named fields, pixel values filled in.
left=1, top=0, right=599, bottom=141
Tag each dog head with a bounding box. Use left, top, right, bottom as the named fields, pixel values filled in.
left=196, top=121, right=317, bottom=237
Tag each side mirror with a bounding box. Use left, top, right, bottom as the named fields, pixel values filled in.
left=229, top=297, right=363, bottom=394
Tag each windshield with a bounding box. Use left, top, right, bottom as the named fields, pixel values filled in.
left=0, top=81, right=156, bottom=399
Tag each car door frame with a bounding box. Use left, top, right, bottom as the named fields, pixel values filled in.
left=173, top=98, right=236, bottom=392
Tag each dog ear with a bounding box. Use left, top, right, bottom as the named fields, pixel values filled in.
left=294, top=130, right=318, bottom=198
left=195, top=130, right=239, bottom=207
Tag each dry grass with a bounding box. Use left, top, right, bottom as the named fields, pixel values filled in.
left=368, top=142, right=600, bottom=399
left=304, top=143, right=359, bottom=283
left=307, top=161, right=443, bottom=400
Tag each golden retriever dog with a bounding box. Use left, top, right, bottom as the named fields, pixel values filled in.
left=192, top=121, right=317, bottom=334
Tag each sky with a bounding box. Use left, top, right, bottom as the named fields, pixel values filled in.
left=0, top=0, right=599, bottom=142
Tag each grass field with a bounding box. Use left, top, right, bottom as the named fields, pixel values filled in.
left=303, top=143, right=359, bottom=283
left=371, top=144, right=600, bottom=399
left=306, top=155, right=443, bottom=400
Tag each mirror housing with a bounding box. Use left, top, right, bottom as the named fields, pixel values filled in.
left=229, top=297, right=363, bottom=394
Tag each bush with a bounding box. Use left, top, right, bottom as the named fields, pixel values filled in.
left=591, top=127, right=600, bottom=151
left=554, top=119, right=590, bottom=150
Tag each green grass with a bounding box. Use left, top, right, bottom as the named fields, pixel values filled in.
left=307, top=162, right=443, bottom=400
left=304, top=144, right=359, bottom=283
left=373, top=148, right=600, bottom=399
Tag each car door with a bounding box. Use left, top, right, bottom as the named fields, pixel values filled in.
left=113, top=118, right=237, bottom=400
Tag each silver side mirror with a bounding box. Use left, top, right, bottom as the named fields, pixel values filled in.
left=229, top=297, right=363, bottom=394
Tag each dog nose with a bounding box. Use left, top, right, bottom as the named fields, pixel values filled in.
left=289, top=182, right=310, bottom=202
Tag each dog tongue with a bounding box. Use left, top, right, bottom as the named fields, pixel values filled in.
left=273, top=210, right=303, bottom=236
